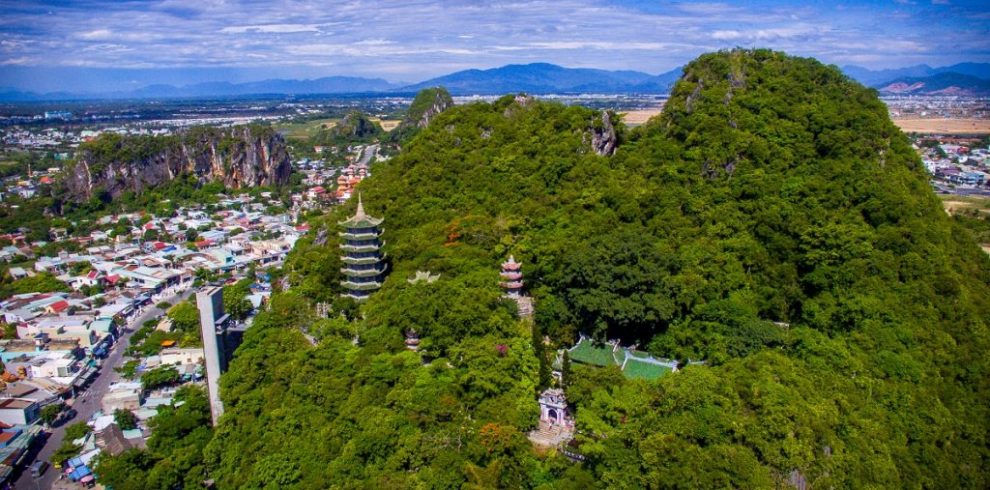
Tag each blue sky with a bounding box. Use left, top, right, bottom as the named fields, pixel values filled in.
left=0, top=0, right=988, bottom=92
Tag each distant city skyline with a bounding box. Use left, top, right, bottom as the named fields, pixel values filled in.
left=1, top=0, right=988, bottom=93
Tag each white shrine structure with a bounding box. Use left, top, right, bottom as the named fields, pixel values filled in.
left=538, top=388, right=572, bottom=427
left=529, top=388, right=575, bottom=448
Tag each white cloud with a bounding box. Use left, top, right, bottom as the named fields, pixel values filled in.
left=220, top=24, right=323, bottom=34
left=0, top=0, right=984, bottom=86
left=712, top=24, right=824, bottom=41
left=78, top=29, right=113, bottom=40
left=0, top=57, right=31, bottom=66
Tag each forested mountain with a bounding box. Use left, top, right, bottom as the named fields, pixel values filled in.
left=311, top=111, right=384, bottom=146
left=386, top=87, right=455, bottom=144
left=98, top=49, right=990, bottom=488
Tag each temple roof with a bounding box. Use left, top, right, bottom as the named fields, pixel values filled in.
left=408, top=270, right=441, bottom=284
left=502, top=255, right=522, bottom=271
left=338, top=194, right=384, bottom=228
left=567, top=336, right=677, bottom=381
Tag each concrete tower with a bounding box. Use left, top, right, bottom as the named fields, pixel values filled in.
left=197, top=287, right=228, bottom=426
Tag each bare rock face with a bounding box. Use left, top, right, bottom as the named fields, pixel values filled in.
left=65, top=126, right=291, bottom=202
left=417, top=88, right=455, bottom=128
left=590, top=111, right=618, bottom=157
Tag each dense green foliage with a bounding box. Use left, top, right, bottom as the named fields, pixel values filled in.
left=39, top=403, right=62, bottom=425
left=0, top=272, right=69, bottom=298
left=96, top=386, right=212, bottom=490
left=127, top=303, right=202, bottom=356
left=141, top=366, right=181, bottom=390
left=64, top=422, right=91, bottom=441
left=312, top=111, right=384, bottom=147
left=387, top=87, right=454, bottom=144
left=172, top=50, right=990, bottom=488
left=114, top=408, right=138, bottom=430
left=223, top=278, right=254, bottom=321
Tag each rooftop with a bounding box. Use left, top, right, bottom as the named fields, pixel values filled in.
left=338, top=195, right=384, bottom=228
left=567, top=336, right=678, bottom=381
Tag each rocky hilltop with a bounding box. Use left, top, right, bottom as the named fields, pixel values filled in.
left=64, top=125, right=292, bottom=202
left=387, top=87, right=454, bottom=143
left=410, top=87, right=455, bottom=128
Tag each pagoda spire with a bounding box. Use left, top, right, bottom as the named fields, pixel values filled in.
left=355, top=193, right=366, bottom=220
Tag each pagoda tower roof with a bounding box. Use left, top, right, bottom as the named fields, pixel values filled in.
left=502, top=255, right=522, bottom=271
left=338, top=194, right=384, bottom=228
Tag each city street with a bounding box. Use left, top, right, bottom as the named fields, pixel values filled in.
left=12, top=287, right=195, bottom=490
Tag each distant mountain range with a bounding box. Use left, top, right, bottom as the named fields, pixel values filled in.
left=2, top=61, right=989, bottom=102
left=841, top=62, right=990, bottom=96
left=402, top=63, right=683, bottom=95
left=873, top=72, right=990, bottom=97
left=0, top=63, right=683, bottom=101
left=840, top=62, right=990, bottom=86
left=0, top=76, right=400, bottom=102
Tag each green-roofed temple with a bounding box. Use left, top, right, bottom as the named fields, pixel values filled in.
left=566, top=336, right=687, bottom=381
left=338, top=195, right=387, bottom=301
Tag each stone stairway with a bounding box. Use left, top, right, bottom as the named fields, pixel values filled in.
left=528, top=422, right=572, bottom=447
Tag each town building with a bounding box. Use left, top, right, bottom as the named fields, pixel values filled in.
left=0, top=399, right=38, bottom=426
left=101, top=382, right=143, bottom=413
left=197, top=287, right=244, bottom=426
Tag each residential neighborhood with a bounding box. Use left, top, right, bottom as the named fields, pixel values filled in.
left=0, top=181, right=330, bottom=487
left=916, top=134, right=990, bottom=194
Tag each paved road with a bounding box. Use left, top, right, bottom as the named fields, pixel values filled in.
left=933, top=183, right=990, bottom=197
left=357, top=144, right=378, bottom=167
left=13, top=287, right=195, bottom=490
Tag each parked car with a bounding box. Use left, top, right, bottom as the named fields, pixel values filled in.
left=30, top=460, right=48, bottom=477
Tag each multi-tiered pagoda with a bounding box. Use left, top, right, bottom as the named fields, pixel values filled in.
left=499, top=256, right=524, bottom=296
left=339, top=196, right=387, bottom=301
left=499, top=255, right=533, bottom=317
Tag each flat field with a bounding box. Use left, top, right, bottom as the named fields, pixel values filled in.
left=892, top=118, right=990, bottom=134
left=621, top=109, right=663, bottom=126
left=276, top=118, right=337, bottom=140
left=369, top=117, right=401, bottom=132
left=941, top=194, right=990, bottom=216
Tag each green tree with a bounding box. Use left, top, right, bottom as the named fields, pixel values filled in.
left=167, top=301, right=200, bottom=333
left=114, top=409, right=138, bottom=430
left=39, top=403, right=62, bottom=425
left=141, top=366, right=181, bottom=390
left=64, top=422, right=91, bottom=441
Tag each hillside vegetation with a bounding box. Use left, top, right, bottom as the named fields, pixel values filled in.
left=102, top=49, right=990, bottom=489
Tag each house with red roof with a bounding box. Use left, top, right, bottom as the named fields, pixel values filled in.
left=46, top=300, right=70, bottom=315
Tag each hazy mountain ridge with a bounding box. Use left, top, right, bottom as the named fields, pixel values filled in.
left=842, top=62, right=990, bottom=86
left=400, top=63, right=683, bottom=94
left=4, top=61, right=990, bottom=101
left=874, top=72, right=990, bottom=96
left=0, top=76, right=400, bottom=102
left=0, top=63, right=684, bottom=101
